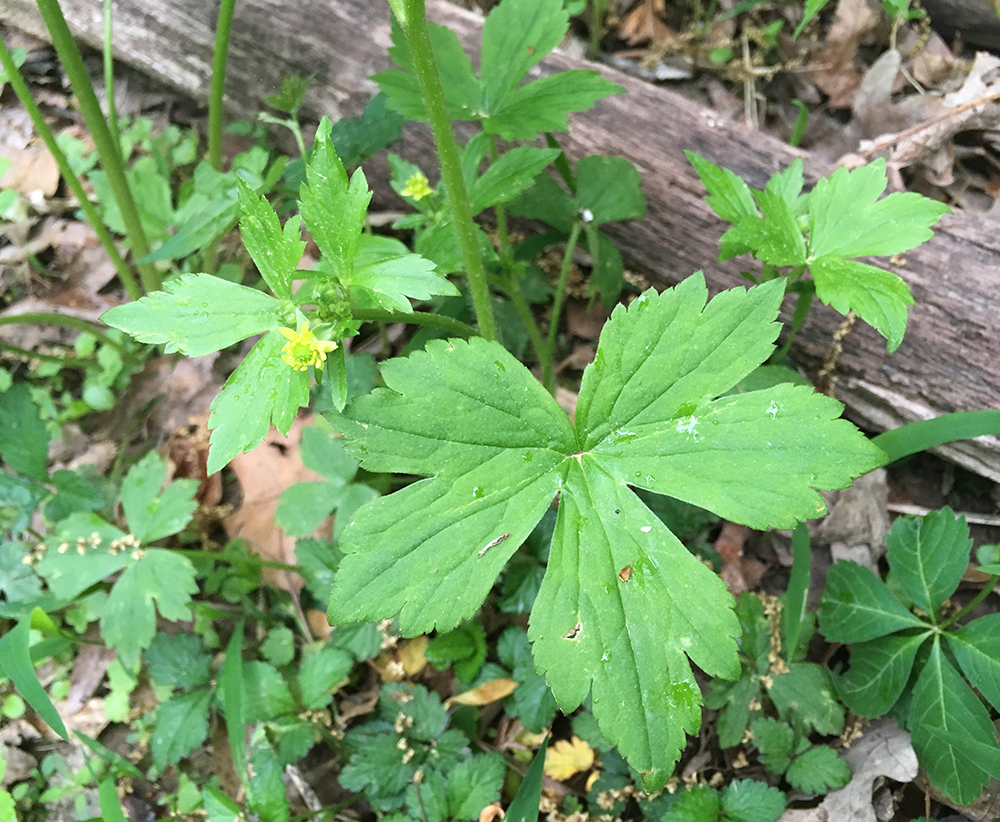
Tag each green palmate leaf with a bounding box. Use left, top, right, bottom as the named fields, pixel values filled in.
left=480, top=0, right=569, bottom=112
left=807, top=159, right=950, bottom=259
left=574, top=156, right=646, bottom=224
left=731, top=190, right=807, bottom=267
left=470, top=147, right=561, bottom=212
left=151, top=688, right=211, bottom=771
left=102, top=274, right=280, bottom=357
left=328, top=274, right=881, bottom=784
left=721, top=779, right=787, bottom=822
left=837, top=631, right=928, bottom=716
left=908, top=637, right=1000, bottom=804
left=487, top=71, right=623, bottom=141
left=299, top=117, right=372, bottom=280
left=0, top=385, right=49, bottom=481
left=685, top=151, right=757, bottom=224
left=808, top=256, right=912, bottom=353
left=785, top=746, right=851, bottom=794
left=237, top=178, right=305, bottom=299
left=663, top=785, right=720, bottom=822
left=120, top=451, right=198, bottom=544
left=207, top=331, right=311, bottom=474
left=763, top=158, right=806, bottom=214
left=445, top=753, right=506, bottom=820
left=34, top=513, right=128, bottom=600
left=426, top=621, right=488, bottom=682
left=947, top=613, right=1000, bottom=713
left=818, top=561, right=927, bottom=643
left=101, top=549, right=199, bottom=665
left=886, top=508, right=970, bottom=617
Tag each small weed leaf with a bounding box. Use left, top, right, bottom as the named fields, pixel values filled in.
left=836, top=631, right=929, bottom=716
left=818, top=561, right=926, bottom=643
left=328, top=274, right=883, bottom=786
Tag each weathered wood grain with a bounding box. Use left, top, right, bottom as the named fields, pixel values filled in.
left=4, top=0, right=999, bottom=479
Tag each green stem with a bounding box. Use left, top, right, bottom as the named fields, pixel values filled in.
left=34, top=0, right=160, bottom=293
left=0, top=38, right=141, bottom=301
left=351, top=307, right=477, bottom=338
left=102, top=0, right=121, bottom=160
left=0, top=313, right=141, bottom=364
left=400, top=0, right=497, bottom=341
left=208, top=0, right=237, bottom=172
left=543, top=222, right=583, bottom=393
left=488, top=136, right=514, bottom=268
left=500, top=277, right=548, bottom=375
left=941, top=575, right=999, bottom=629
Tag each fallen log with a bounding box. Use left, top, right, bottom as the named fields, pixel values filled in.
left=5, top=0, right=1000, bottom=480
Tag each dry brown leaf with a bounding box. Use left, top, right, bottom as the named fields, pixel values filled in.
left=555, top=345, right=596, bottom=374
left=445, top=678, right=518, bottom=708
left=478, top=802, right=505, bottom=822
left=544, top=736, right=595, bottom=780
left=715, top=521, right=751, bottom=595
left=810, top=0, right=880, bottom=109
left=63, top=644, right=116, bottom=716
left=618, top=0, right=671, bottom=45
left=0, top=144, right=59, bottom=197
left=223, top=416, right=327, bottom=592
left=398, top=636, right=429, bottom=676
left=307, top=609, right=333, bottom=641
left=565, top=299, right=608, bottom=339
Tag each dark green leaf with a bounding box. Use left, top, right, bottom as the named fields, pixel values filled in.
left=767, top=662, right=844, bottom=735
left=298, top=645, right=353, bottom=709
left=819, top=561, right=926, bottom=643
left=44, top=469, right=103, bottom=521
left=145, top=632, right=212, bottom=688
left=0, top=541, right=41, bottom=604
left=248, top=745, right=289, bottom=822
left=947, top=613, right=1000, bottom=714
left=150, top=688, right=211, bottom=770
left=447, top=753, right=506, bottom=820
left=751, top=717, right=793, bottom=774
left=662, top=785, right=720, bottom=822
left=574, top=155, right=646, bottom=225
left=508, top=173, right=575, bottom=233
left=470, top=147, right=561, bottom=212
left=886, top=508, right=970, bottom=617
left=0, top=384, right=48, bottom=481
left=837, top=631, right=928, bottom=717
left=785, top=746, right=851, bottom=794
left=0, top=473, right=47, bottom=535
left=721, top=778, right=786, bottom=822
left=329, top=93, right=406, bottom=168
left=505, top=736, right=548, bottom=822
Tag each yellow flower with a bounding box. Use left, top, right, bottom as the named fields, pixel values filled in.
left=276, top=320, right=338, bottom=371
left=401, top=171, right=433, bottom=201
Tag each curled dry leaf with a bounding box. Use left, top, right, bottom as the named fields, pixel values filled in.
left=445, top=678, right=518, bottom=708
left=810, top=0, right=880, bottom=109
left=478, top=802, right=505, bottom=822
left=398, top=635, right=429, bottom=676
left=544, top=736, right=595, bottom=781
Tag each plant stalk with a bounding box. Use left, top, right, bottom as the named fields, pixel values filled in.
left=351, top=308, right=477, bottom=338
left=208, top=0, right=237, bottom=172
left=543, top=222, right=583, bottom=393
left=400, top=0, right=498, bottom=341
left=102, top=0, right=121, bottom=160
left=34, top=0, right=160, bottom=293
left=942, top=575, right=1000, bottom=629
left=0, top=313, right=142, bottom=364
left=0, top=37, right=141, bottom=300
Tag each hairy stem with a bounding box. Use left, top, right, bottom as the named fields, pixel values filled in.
left=208, top=0, right=237, bottom=172
left=351, top=307, right=477, bottom=338
left=400, top=0, right=497, bottom=341
left=102, top=0, right=121, bottom=159
left=0, top=37, right=141, bottom=300
left=35, top=0, right=160, bottom=293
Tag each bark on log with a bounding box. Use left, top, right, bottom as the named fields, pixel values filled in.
left=5, top=0, right=1000, bottom=481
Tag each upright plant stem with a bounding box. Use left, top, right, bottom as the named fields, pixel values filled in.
left=0, top=37, right=141, bottom=300
left=543, top=222, right=583, bottom=393
left=400, top=0, right=498, bottom=341
left=34, top=0, right=160, bottom=294
left=208, top=0, right=237, bottom=172
left=102, top=0, right=121, bottom=159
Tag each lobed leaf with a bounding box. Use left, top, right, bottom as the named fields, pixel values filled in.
left=120, top=451, right=198, bottom=544
left=685, top=151, right=757, bottom=224
left=785, top=746, right=851, bottom=794
left=470, top=146, right=561, bottom=212
left=150, top=688, right=211, bottom=771
left=101, top=274, right=280, bottom=357
left=237, top=178, right=305, bottom=299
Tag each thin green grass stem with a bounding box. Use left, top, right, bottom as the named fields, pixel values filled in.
left=0, top=340, right=100, bottom=369
left=34, top=0, right=160, bottom=293
left=102, top=0, right=121, bottom=160
left=208, top=0, right=237, bottom=172
left=543, top=222, right=582, bottom=393
left=0, top=38, right=141, bottom=301
left=401, top=0, right=498, bottom=341
left=872, top=410, right=1000, bottom=464
left=351, top=308, right=477, bottom=338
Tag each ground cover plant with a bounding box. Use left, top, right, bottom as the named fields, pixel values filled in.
left=2, top=0, right=1000, bottom=820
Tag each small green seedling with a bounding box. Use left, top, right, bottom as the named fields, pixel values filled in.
left=819, top=508, right=1000, bottom=804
